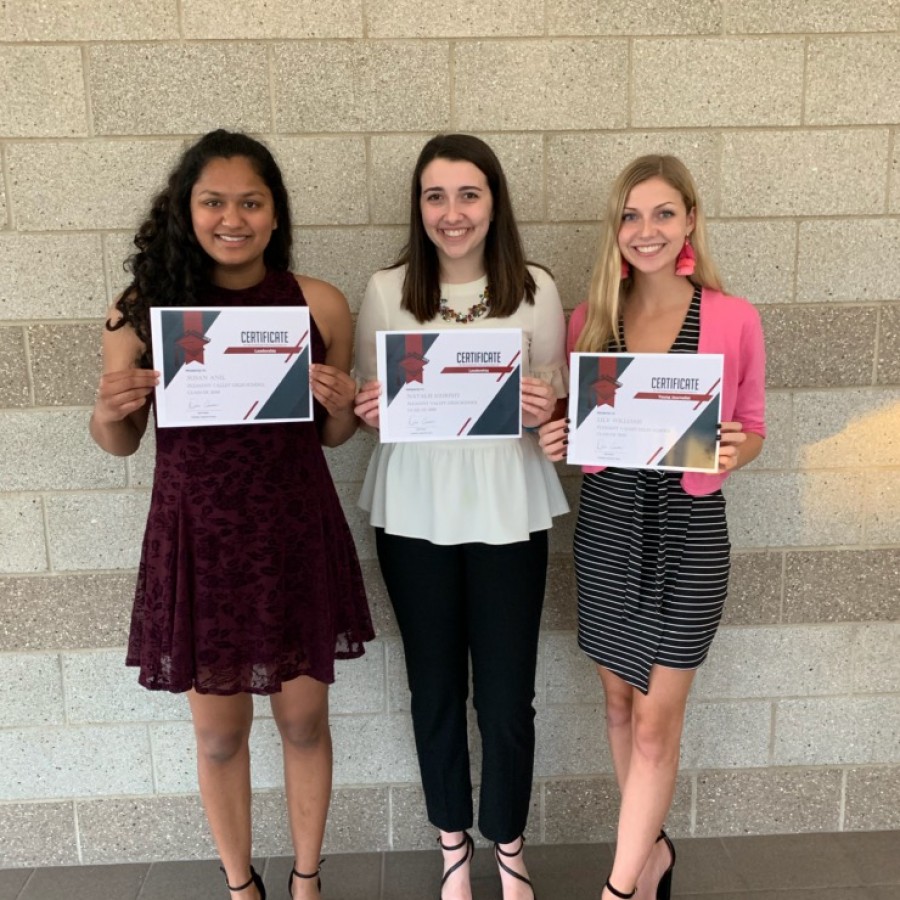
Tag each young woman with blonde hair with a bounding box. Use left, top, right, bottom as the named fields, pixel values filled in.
left=540, top=154, right=766, bottom=900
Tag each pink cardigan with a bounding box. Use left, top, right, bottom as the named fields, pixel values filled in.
left=568, top=288, right=766, bottom=496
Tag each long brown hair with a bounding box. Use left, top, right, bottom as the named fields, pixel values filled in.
left=393, top=133, right=536, bottom=323
left=577, top=154, right=723, bottom=352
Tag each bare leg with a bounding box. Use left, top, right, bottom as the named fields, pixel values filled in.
left=188, top=690, right=260, bottom=900
left=270, top=676, right=331, bottom=900
left=601, top=665, right=693, bottom=900
left=598, top=664, right=635, bottom=793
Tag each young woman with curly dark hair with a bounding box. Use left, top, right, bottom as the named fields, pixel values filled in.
left=90, top=130, right=374, bottom=900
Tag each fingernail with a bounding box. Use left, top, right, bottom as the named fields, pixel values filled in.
left=564, top=427, right=570, bottom=434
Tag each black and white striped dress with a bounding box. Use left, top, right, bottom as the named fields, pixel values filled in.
left=574, top=287, right=730, bottom=694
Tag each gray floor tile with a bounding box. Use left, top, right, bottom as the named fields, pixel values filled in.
left=870, top=886, right=900, bottom=900
left=3, top=832, right=899, bottom=900
left=137, top=859, right=225, bottom=899
left=383, top=849, right=441, bottom=899
left=681, top=895, right=780, bottom=900
left=522, top=843, right=610, bottom=900
left=671, top=837, right=748, bottom=895
left=721, top=833, right=864, bottom=891
left=834, top=831, right=900, bottom=886
left=0, top=869, right=32, bottom=900
left=765, top=890, right=882, bottom=900
left=685, top=893, right=881, bottom=900
left=17, top=863, right=148, bottom=900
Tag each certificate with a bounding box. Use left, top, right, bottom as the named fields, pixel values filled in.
left=567, top=352, right=723, bottom=472
left=376, top=329, right=522, bottom=442
left=150, top=306, right=313, bottom=427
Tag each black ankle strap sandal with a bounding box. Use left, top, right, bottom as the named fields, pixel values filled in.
left=495, top=836, right=536, bottom=899
left=220, top=864, right=266, bottom=898
left=438, top=831, right=474, bottom=897
left=289, top=859, right=324, bottom=895
left=604, top=878, right=636, bottom=899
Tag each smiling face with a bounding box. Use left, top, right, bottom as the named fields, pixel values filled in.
left=190, top=155, right=277, bottom=287
left=419, top=158, right=493, bottom=282
left=618, top=176, right=695, bottom=278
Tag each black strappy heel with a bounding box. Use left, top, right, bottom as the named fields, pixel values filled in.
left=655, top=829, right=676, bottom=900
left=220, top=864, right=266, bottom=899
left=288, top=859, right=323, bottom=897
left=603, top=878, right=636, bottom=899
left=494, top=836, right=536, bottom=899
left=438, top=831, right=474, bottom=899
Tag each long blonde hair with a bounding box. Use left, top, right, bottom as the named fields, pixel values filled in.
left=576, top=154, right=724, bottom=352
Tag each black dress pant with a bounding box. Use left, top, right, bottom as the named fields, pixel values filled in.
left=375, top=527, right=548, bottom=843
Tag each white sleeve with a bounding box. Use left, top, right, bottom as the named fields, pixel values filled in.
left=353, top=272, right=390, bottom=384
left=528, top=270, right=569, bottom=398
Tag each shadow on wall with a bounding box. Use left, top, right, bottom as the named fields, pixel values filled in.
left=800, top=399, right=900, bottom=470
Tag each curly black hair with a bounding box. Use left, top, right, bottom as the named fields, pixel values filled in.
left=108, top=130, right=293, bottom=363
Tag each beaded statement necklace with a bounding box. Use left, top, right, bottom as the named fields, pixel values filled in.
left=439, top=285, right=489, bottom=324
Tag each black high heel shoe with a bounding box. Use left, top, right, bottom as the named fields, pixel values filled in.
left=655, top=830, right=676, bottom=900
left=438, top=831, right=474, bottom=900
left=288, top=860, right=323, bottom=897
left=220, top=864, right=266, bottom=899
left=603, top=878, right=635, bottom=899
left=494, top=836, right=536, bottom=899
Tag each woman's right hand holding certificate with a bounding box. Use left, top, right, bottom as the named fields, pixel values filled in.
left=93, top=368, right=159, bottom=425
left=354, top=379, right=382, bottom=429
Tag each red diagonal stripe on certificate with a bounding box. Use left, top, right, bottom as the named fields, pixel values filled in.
left=497, top=349, right=521, bottom=382
left=646, top=446, right=664, bottom=465
left=243, top=400, right=259, bottom=420
left=457, top=417, right=472, bottom=436
left=693, top=377, right=720, bottom=410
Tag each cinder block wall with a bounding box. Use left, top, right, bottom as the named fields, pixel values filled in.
left=1, top=0, right=898, bottom=869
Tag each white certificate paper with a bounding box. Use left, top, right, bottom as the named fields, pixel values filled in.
left=150, top=306, right=313, bottom=427
left=376, top=329, right=522, bottom=442
left=567, top=352, right=723, bottom=472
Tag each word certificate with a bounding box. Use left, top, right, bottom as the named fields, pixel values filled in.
left=567, top=352, right=724, bottom=472
left=150, top=306, right=313, bottom=427
left=376, top=328, right=522, bottom=442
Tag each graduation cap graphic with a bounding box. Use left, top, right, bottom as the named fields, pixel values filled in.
left=175, top=329, right=211, bottom=365
left=396, top=334, right=429, bottom=385
left=592, top=371, right=622, bottom=408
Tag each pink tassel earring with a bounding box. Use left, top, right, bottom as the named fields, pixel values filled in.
left=675, top=237, right=695, bottom=276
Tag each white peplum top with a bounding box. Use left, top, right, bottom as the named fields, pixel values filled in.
left=354, top=264, right=570, bottom=546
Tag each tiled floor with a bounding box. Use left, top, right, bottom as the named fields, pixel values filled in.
left=1, top=832, right=898, bottom=900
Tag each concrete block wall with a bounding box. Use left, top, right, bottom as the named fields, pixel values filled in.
left=1, top=0, right=898, bottom=868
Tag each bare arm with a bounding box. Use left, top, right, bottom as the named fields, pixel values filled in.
left=89, top=307, right=158, bottom=457
left=300, top=275, right=359, bottom=448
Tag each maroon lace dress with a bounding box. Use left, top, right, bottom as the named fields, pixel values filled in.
left=126, top=270, right=374, bottom=694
